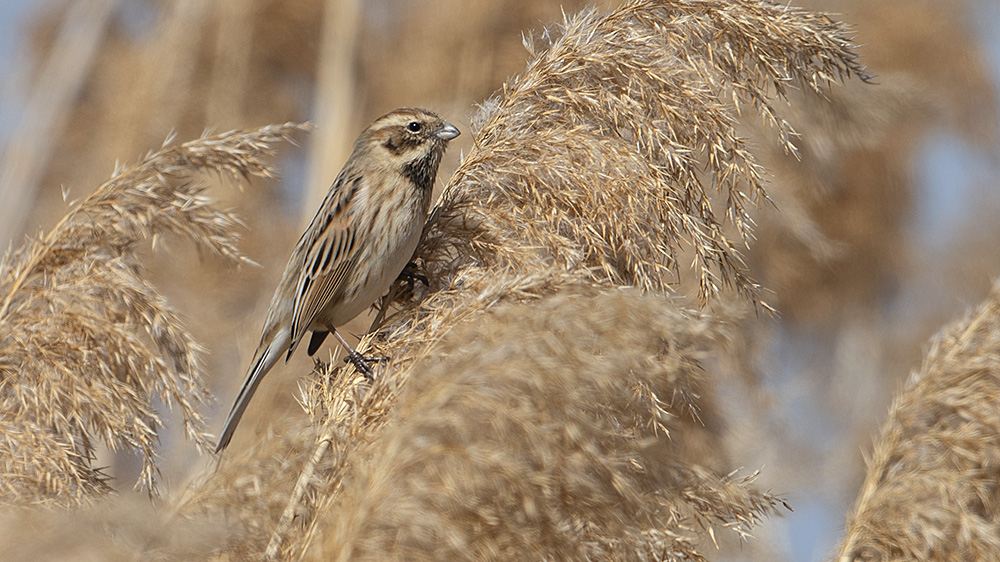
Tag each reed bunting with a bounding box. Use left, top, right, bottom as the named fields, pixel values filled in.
left=216, top=107, right=460, bottom=452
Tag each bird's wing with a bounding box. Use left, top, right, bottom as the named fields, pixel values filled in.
left=215, top=171, right=363, bottom=452
left=286, top=172, right=364, bottom=355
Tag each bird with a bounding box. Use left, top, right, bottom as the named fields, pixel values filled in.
left=215, top=107, right=460, bottom=452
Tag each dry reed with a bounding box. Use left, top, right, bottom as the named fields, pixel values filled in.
left=0, top=496, right=231, bottom=562
left=226, top=1, right=869, bottom=559
left=0, top=123, right=308, bottom=503
left=418, top=0, right=869, bottom=308
left=1, top=0, right=878, bottom=558
left=308, top=288, right=785, bottom=561
left=836, top=281, right=1000, bottom=561
left=749, top=0, right=997, bottom=324
left=0, top=0, right=114, bottom=246
left=3, top=0, right=996, bottom=560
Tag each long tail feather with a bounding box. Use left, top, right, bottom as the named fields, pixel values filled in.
left=216, top=329, right=291, bottom=452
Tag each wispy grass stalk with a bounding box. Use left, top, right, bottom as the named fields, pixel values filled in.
left=0, top=123, right=308, bottom=503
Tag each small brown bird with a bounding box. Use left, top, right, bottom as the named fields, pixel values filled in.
left=216, top=108, right=460, bottom=452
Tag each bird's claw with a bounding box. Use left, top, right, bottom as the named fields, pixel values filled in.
left=343, top=351, right=388, bottom=378
left=398, top=261, right=429, bottom=293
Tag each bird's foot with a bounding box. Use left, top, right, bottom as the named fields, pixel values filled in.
left=343, top=351, right=388, bottom=379
left=397, top=261, right=429, bottom=293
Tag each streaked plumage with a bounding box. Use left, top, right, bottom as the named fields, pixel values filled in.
left=216, top=108, right=459, bottom=452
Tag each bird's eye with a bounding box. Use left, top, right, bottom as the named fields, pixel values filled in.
left=406, top=121, right=422, bottom=133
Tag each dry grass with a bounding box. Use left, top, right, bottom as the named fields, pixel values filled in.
left=176, top=421, right=317, bottom=560
left=0, top=123, right=308, bottom=504
left=308, top=288, right=784, bottom=561
left=418, top=0, right=868, bottom=307
left=13, top=0, right=992, bottom=560
left=748, top=0, right=997, bottom=325
left=836, top=281, right=1000, bottom=561
left=0, top=496, right=232, bottom=562
left=212, top=1, right=870, bottom=559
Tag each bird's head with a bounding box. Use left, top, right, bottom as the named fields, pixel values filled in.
left=357, top=108, right=460, bottom=186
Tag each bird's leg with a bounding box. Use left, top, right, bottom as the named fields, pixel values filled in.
left=329, top=327, right=386, bottom=379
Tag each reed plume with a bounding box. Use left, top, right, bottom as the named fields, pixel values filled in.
left=309, top=288, right=785, bottom=561
left=837, top=281, right=1000, bottom=561
left=235, top=1, right=869, bottom=558
left=3, top=0, right=996, bottom=560
left=417, top=0, right=869, bottom=307
left=0, top=123, right=308, bottom=503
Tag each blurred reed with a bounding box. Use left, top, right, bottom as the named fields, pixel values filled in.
left=837, top=282, right=1000, bottom=561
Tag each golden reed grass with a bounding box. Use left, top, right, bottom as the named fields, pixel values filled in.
left=837, top=282, right=1000, bottom=561
left=307, top=288, right=787, bottom=561
left=0, top=0, right=882, bottom=559
left=195, top=1, right=869, bottom=559
left=0, top=123, right=308, bottom=503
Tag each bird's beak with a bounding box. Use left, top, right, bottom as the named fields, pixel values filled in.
left=435, top=122, right=461, bottom=141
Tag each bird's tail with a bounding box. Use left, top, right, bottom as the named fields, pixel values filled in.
left=215, top=328, right=290, bottom=453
